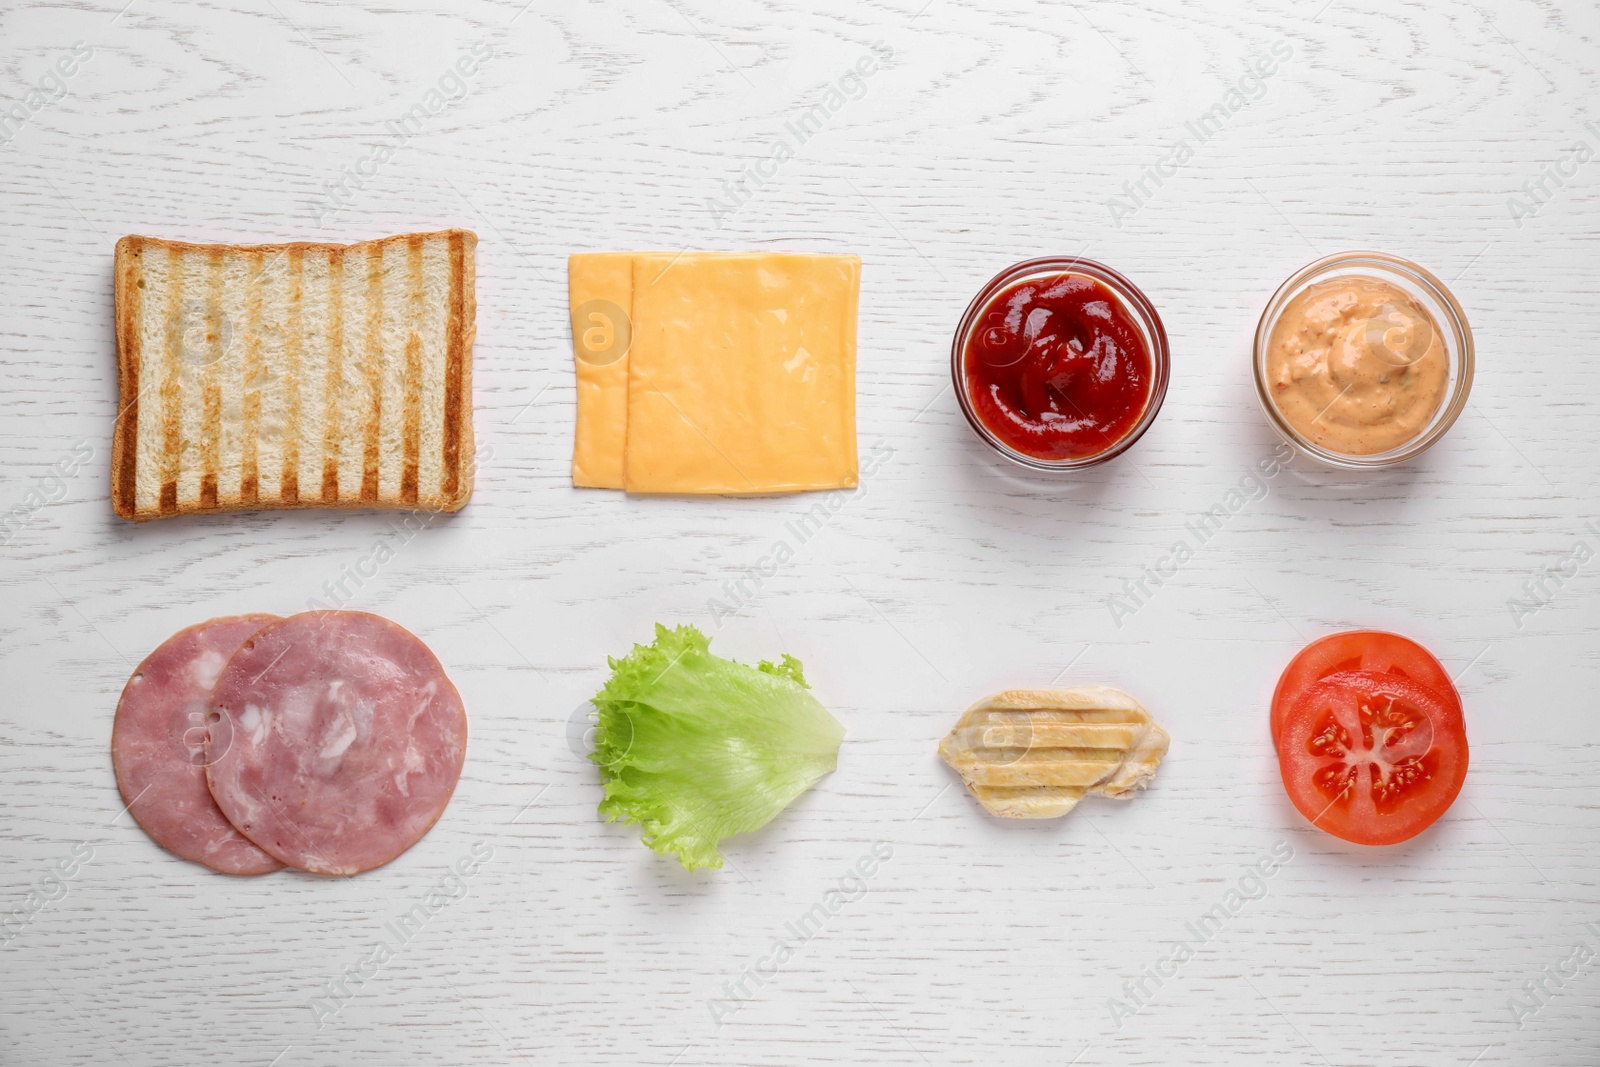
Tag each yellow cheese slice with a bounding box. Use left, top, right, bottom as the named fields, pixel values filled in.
left=568, top=252, right=635, bottom=489
left=623, top=252, right=859, bottom=494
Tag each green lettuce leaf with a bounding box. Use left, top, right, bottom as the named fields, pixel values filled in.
left=591, top=623, right=845, bottom=871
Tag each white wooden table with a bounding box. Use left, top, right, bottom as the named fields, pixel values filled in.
left=3, top=0, right=1597, bottom=1063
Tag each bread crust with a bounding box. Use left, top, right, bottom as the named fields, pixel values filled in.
left=112, top=235, right=144, bottom=519
left=112, top=229, right=477, bottom=522
left=445, top=230, right=477, bottom=510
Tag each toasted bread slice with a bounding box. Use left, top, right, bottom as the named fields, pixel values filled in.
left=112, top=230, right=477, bottom=521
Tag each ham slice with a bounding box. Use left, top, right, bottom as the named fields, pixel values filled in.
left=112, top=615, right=284, bottom=876
left=204, top=611, right=468, bottom=876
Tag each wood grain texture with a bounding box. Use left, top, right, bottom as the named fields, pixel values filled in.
left=2, top=0, right=1599, bottom=1064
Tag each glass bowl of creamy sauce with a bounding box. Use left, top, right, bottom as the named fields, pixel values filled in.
left=1253, top=251, right=1473, bottom=467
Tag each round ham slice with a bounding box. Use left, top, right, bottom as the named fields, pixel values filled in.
left=204, top=611, right=468, bottom=876
left=112, top=615, right=285, bottom=876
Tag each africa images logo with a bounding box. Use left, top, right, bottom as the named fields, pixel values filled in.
left=0, top=41, right=94, bottom=150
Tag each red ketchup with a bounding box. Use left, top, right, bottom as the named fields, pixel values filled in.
left=962, top=273, right=1153, bottom=461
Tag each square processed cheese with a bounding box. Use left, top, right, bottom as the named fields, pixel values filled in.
left=568, top=252, right=635, bottom=489
left=622, top=252, right=859, bottom=494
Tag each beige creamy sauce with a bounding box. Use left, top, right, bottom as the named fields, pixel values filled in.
left=1266, top=276, right=1449, bottom=455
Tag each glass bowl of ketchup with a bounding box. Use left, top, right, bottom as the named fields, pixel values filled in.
left=952, top=257, right=1170, bottom=471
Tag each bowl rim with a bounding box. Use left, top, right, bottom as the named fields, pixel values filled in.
left=1252, top=250, right=1475, bottom=469
left=950, top=255, right=1171, bottom=472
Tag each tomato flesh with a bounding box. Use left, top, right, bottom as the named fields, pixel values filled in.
left=1277, top=670, right=1468, bottom=846
left=1270, top=630, right=1458, bottom=745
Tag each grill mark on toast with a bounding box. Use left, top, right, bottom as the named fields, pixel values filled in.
left=322, top=248, right=345, bottom=503
left=442, top=231, right=465, bottom=502
left=159, top=244, right=184, bottom=515
left=199, top=249, right=223, bottom=509
left=361, top=243, right=383, bottom=502
left=401, top=235, right=422, bottom=505
left=114, top=237, right=143, bottom=519
left=281, top=247, right=304, bottom=503
left=240, top=249, right=264, bottom=505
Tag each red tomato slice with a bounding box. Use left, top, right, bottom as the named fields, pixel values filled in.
left=1270, top=631, right=1459, bottom=745
left=1277, top=670, right=1468, bottom=846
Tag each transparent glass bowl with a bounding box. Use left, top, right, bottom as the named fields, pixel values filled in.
left=950, top=256, right=1171, bottom=471
left=1253, top=251, right=1474, bottom=469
